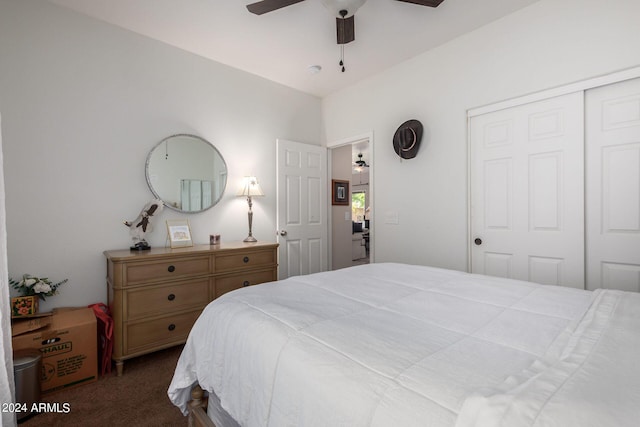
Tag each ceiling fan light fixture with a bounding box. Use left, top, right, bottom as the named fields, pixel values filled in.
left=321, top=0, right=367, bottom=17
left=354, top=153, right=369, bottom=169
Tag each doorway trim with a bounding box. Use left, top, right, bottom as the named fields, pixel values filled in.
left=327, top=131, right=375, bottom=270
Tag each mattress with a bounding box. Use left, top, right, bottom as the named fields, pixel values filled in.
left=168, top=263, right=640, bottom=426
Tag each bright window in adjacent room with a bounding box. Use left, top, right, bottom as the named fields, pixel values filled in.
left=352, top=191, right=366, bottom=222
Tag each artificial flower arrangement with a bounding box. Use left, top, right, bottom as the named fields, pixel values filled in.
left=10, top=274, right=68, bottom=300
left=10, top=274, right=68, bottom=317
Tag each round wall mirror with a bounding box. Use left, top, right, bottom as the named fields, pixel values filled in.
left=145, top=134, right=228, bottom=213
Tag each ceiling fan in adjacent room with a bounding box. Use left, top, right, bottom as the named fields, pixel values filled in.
left=246, top=0, right=445, bottom=71
left=354, top=153, right=369, bottom=172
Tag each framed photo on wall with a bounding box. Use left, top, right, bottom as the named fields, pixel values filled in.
left=166, top=219, right=193, bottom=248
left=332, top=179, right=349, bottom=206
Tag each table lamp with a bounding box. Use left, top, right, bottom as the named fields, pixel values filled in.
left=237, top=176, right=264, bottom=242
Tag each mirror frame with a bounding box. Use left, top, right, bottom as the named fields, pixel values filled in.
left=145, top=134, right=228, bottom=213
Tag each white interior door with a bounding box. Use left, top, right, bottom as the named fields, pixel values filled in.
left=586, top=77, right=640, bottom=291
left=276, top=139, right=328, bottom=279
left=470, top=92, right=585, bottom=287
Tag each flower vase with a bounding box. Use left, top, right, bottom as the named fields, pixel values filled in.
left=11, top=296, right=39, bottom=318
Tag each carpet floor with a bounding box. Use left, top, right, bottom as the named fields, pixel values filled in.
left=20, top=345, right=187, bottom=426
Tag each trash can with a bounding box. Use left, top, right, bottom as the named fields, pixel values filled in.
left=13, top=349, right=41, bottom=422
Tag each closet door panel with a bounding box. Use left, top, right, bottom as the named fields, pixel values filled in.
left=470, top=92, right=584, bottom=288
left=603, top=144, right=640, bottom=232
left=586, top=78, right=640, bottom=291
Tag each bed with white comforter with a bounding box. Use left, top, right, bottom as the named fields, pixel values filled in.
left=168, top=263, right=640, bottom=426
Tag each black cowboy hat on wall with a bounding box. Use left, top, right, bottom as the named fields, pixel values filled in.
left=393, top=119, right=423, bottom=160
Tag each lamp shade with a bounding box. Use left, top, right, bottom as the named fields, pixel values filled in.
left=236, top=176, right=264, bottom=197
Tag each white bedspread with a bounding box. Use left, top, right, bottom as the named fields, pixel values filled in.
left=168, top=263, right=638, bottom=426
left=456, top=288, right=640, bottom=427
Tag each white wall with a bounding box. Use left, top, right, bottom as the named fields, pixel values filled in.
left=331, top=145, right=352, bottom=270
left=322, top=0, right=640, bottom=271
left=0, top=0, right=322, bottom=311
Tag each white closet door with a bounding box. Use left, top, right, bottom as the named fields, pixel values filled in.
left=586, top=78, right=640, bottom=291
left=470, top=92, right=584, bottom=287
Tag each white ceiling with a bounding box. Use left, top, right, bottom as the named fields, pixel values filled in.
left=46, top=0, right=540, bottom=98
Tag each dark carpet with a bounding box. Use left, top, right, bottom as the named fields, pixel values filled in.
left=20, top=345, right=187, bottom=427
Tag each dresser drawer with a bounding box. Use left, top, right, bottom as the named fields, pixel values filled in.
left=124, top=256, right=210, bottom=285
left=126, top=279, right=210, bottom=320
left=215, top=269, right=276, bottom=298
left=215, top=249, right=275, bottom=273
left=126, top=310, right=201, bottom=353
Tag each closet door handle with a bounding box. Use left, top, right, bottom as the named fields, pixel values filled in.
left=474, top=238, right=482, bottom=246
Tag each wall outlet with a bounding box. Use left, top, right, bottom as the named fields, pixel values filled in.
left=345, top=211, right=351, bottom=221
left=384, top=211, right=399, bottom=225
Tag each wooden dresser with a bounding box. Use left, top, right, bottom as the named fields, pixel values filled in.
left=104, top=241, right=278, bottom=375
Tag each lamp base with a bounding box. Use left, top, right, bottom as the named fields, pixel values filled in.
left=243, top=236, right=257, bottom=243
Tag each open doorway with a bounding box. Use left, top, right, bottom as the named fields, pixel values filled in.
left=350, top=142, right=370, bottom=266
left=327, top=133, right=373, bottom=270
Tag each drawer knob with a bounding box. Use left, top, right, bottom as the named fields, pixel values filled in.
left=168, top=324, right=176, bottom=331
left=167, top=294, right=176, bottom=301
left=243, top=281, right=250, bottom=287
left=243, top=256, right=250, bottom=263
left=168, top=265, right=176, bottom=272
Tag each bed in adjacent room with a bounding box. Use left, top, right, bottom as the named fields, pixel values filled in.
left=168, top=263, right=640, bottom=427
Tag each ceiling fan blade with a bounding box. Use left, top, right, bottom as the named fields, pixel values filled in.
left=246, top=0, right=305, bottom=15
left=337, top=15, right=355, bottom=44
left=395, top=0, right=445, bottom=7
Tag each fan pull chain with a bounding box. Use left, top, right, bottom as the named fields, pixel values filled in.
left=338, top=9, right=347, bottom=73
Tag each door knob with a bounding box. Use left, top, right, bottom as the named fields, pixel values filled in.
left=474, top=238, right=482, bottom=246
left=279, top=230, right=288, bottom=236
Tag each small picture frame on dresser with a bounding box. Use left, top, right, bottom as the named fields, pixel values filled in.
left=166, top=219, right=193, bottom=248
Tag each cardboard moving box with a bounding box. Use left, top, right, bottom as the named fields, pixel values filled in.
left=12, top=307, right=98, bottom=393
left=11, top=313, right=52, bottom=337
